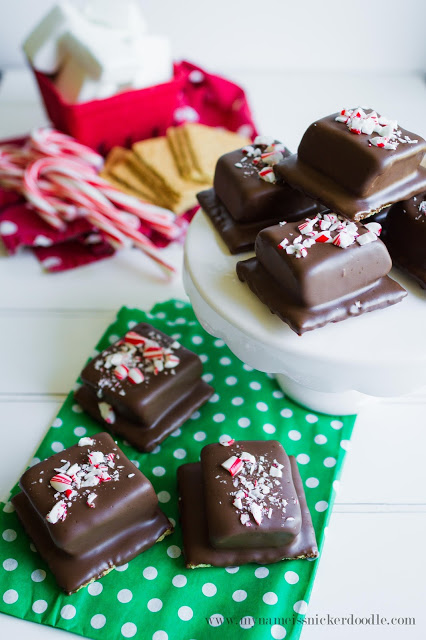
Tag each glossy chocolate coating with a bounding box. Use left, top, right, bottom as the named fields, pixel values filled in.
left=275, top=112, right=426, bottom=220
left=17, top=433, right=157, bottom=556
left=75, top=379, right=214, bottom=452
left=197, top=187, right=319, bottom=255
left=298, top=113, right=426, bottom=199
left=255, top=220, right=392, bottom=308
left=201, top=441, right=301, bottom=549
left=213, top=146, right=318, bottom=223
left=237, top=256, right=406, bottom=334
left=382, top=191, right=426, bottom=289
left=178, top=456, right=318, bottom=567
left=81, top=323, right=203, bottom=426
left=13, top=491, right=171, bottom=594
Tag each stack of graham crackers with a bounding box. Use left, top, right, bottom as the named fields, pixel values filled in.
left=101, top=123, right=250, bottom=214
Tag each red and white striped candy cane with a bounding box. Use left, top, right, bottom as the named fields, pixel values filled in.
left=30, top=128, right=103, bottom=171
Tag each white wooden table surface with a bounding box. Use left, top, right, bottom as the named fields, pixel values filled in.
left=0, top=68, right=425, bottom=640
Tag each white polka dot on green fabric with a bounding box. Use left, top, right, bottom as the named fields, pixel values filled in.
left=263, top=424, right=276, bottom=434
left=194, top=431, right=206, bottom=441
left=232, top=590, right=247, bottom=602
left=240, top=616, right=255, bottom=629
left=74, top=426, right=86, bottom=437
left=173, top=449, right=186, bottom=459
left=213, top=413, right=225, bottom=423
left=172, top=574, right=187, bottom=587
left=250, top=381, right=261, bottom=390
left=280, top=408, right=293, bottom=418
left=152, top=466, right=166, bottom=476
left=219, top=357, right=231, bottom=365
left=153, top=631, right=168, bottom=640
left=315, top=434, right=327, bottom=445
left=271, top=624, right=287, bottom=639
left=331, top=419, right=343, bottom=429
left=256, top=401, right=268, bottom=412
left=293, top=600, right=308, bottom=614
left=191, top=336, right=203, bottom=345
left=121, top=622, right=137, bottom=637
left=91, top=614, right=106, bottom=629
left=324, top=457, right=336, bottom=468
left=147, top=598, right=163, bottom=612
left=238, top=417, right=250, bottom=428
left=209, top=393, right=220, bottom=403
left=284, top=571, right=299, bottom=585
left=214, top=339, right=225, bottom=347
left=2, top=558, right=17, bottom=571
left=288, top=430, right=301, bottom=441
left=178, top=605, right=193, bottom=621
left=157, top=491, right=171, bottom=503
left=3, top=589, right=18, bottom=604
left=263, top=591, right=278, bottom=605
left=143, top=567, right=158, bottom=580
left=305, top=477, right=319, bottom=489
left=51, top=441, right=64, bottom=453
left=32, top=599, right=48, bottom=614
left=209, top=614, right=224, bottom=626
left=232, top=397, right=244, bottom=406
left=225, top=566, right=239, bottom=574
left=315, top=501, right=329, bottom=512
left=88, top=582, right=103, bottom=595
left=31, top=569, right=46, bottom=582
left=61, top=604, right=76, bottom=619
left=2, top=529, right=17, bottom=542
left=167, top=545, right=181, bottom=558
left=202, top=582, right=217, bottom=597
left=52, top=418, right=62, bottom=428
left=296, top=454, right=310, bottom=465
left=255, top=567, right=269, bottom=578
left=226, top=376, right=238, bottom=385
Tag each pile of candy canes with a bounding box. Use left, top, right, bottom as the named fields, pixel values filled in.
left=46, top=436, right=124, bottom=524
left=234, top=135, right=286, bottom=184
left=336, top=107, right=418, bottom=151
left=0, top=128, right=181, bottom=274
left=278, top=213, right=382, bottom=258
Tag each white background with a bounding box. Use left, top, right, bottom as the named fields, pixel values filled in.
left=0, top=0, right=425, bottom=72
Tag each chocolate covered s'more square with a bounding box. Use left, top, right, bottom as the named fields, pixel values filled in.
left=382, top=190, right=426, bottom=289
left=75, top=323, right=214, bottom=452
left=12, top=433, right=173, bottom=593
left=178, top=439, right=318, bottom=567
left=198, top=136, right=319, bottom=254
left=275, top=108, right=426, bottom=220
left=237, top=213, right=407, bottom=334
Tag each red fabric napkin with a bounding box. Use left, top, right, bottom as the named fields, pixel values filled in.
left=0, top=62, right=257, bottom=272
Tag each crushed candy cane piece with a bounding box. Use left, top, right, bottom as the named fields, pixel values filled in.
left=233, top=497, right=243, bottom=509
left=221, top=456, right=243, bottom=476
left=86, top=492, right=97, bottom=508
left=98, top=402, right=116, bottom=424
left=114, top=364, right=129, bottom=380
left=269, top=465, right=282, bottom=478
left=128, top=367, right=144, bottom=384
left=254, top=135, right=275, bottom=146
left=258, top=167, right=276, bottom=183
left=219, top=436, right=235, bottom=447
left=356, top=230, right=378, bottom=245
left=46, top=499, right=67, bottom=524
left=78, top=437, right=95, bottom=447
left=124, top=331, right=146, bottom=346
left=50, top=473, right=72, bottom=492
left=363, top=222, right=382, bottom=236
left=250, top=502, right=263, bottom=525
left=88, top=451, right=104, bottom=467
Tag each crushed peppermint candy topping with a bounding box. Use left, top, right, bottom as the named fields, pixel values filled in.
left=92, top=328, right=181, bottom=406
left=335, top=107, right=418, bottom=150
left=418, top=201, right=426, bottom=215
left=234, top=137, right=287, bottom=184
left=279, top=212, right=382, bottom=258
left=219, top=448, right=297, bottom=528
left=44, top=437, right=133, bottom=524
left=219, top=435, right=235, bottom=447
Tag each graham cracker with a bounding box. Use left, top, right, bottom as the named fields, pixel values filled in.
left=132, top=137, right=209, bottom=215
left=178, top=124, right=251, bottom=183
left=102, top=147, right=172, bottom=209
left=167, top=126, right=204, bottom=183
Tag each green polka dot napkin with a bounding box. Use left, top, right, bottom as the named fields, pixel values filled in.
left=0, top=300, right=356, bottom=640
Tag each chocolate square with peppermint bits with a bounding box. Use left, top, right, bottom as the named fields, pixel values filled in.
left=12, top=432, right=172, bottom=593
left=212, top=144, right=317, bottom=224
left=17, top=432, right=158, bottom=556
left=202, top=440, right=301, bottom=549
left=178, top=439, right=318, bottom=567
left=74, top=323, right=214, bottom=451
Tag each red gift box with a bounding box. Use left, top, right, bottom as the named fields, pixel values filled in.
left=33, top=65, right=187, bottom=154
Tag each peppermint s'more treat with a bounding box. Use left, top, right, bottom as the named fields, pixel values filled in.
left=382, top=191, right=426, bottom=289
left=74, top=323, right=214, bottom=452
left=198, top=136, right=319, bottom=254
left=236, top=212, right=407, bottom=334
left=178, top=439, right=318, bottom=567
left=274, top=108, right=426, bottom=221
left=12, top=433, right=172, bottom=593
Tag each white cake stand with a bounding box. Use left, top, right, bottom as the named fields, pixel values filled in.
left=183, top=210, right=426, bottom=415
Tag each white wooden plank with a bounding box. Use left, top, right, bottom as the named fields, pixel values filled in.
left=304, top=512, right=426, bottom=639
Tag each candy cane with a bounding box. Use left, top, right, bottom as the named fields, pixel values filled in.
left=30, top=128, right=103, bottom=170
